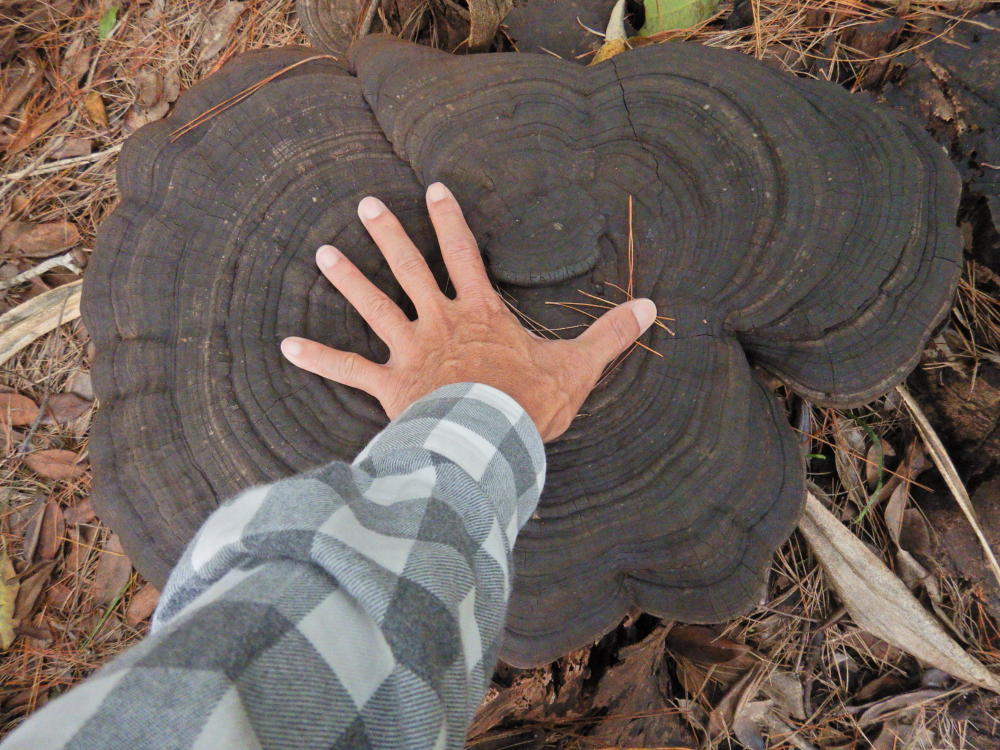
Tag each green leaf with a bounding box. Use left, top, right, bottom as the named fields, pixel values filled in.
left=98, top=2, right=120, bottom=40
left=639, top=0, right=720, bottom=36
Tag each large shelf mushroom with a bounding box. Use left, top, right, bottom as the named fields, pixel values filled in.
left=83, top=35, right=961, bottom=667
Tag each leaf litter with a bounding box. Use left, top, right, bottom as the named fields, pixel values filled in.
left=2, top=0, right=1000, bottom=746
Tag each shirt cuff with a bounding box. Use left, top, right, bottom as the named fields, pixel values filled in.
left=354, top=382, right=546, bottom=531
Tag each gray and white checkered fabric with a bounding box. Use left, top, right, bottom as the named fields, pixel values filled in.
left=2, top=383, right=545, bottom=750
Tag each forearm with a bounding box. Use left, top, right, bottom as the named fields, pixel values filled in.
left=1, top=383, right=545, bottom=750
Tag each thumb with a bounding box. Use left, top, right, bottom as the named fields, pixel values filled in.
left=577, top=298, right=657, bottom=370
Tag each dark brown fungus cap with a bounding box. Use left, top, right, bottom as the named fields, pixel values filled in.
left=296, top=0, right=364, bottom=55
left=83, top=36, right=962, bottom=667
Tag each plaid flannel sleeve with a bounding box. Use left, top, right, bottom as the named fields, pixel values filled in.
left=1, top=383, right=546, bottom=750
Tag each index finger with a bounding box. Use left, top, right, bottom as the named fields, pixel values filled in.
left=425, top=182, right=493, bottom=299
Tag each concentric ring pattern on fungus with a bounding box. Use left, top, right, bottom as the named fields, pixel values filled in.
left=83, top=36, right=962, bottom=667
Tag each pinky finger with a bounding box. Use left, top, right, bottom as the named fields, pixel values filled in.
left=281, top=337, right=385, bottom=394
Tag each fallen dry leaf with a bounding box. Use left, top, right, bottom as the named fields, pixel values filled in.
left=23, top=448, right=86, bottom=480
left=865, top=438, right=895, bottom=488
left=59, top=35, right=91, bottom=83
left=63, top=498, right=95, bottom=525
left=0, top=391, right=39, bottom=427
left=41, top=392, right=92, bottom=425
left=708, top=668, right=760, bottom=740
left=0, top=549, right=18, bottom=650
left=799, top=491, right=1000, bottom=693
left=732, top=698, right=770, bottom=750
left=762, top=669, right=805, bottom=721
left=666, top=624, right=750, bottom=664
left=163, top=63, right=181, bottom=104
left=8, top=103, right=70, bottom=155
left=15, top=496, right=46, bottom=563
left=125, top=583, right=160, bottom=626
left=855, top=672, right=908, bottom=703
left=13, top=560, right=56, bottom=626
left=45, top=581, right=74, bottom=610
left=68, top=370, right=94, bottom=400
left=83, top=91, right=109, bottom=128
left=135, top=68, right=163, bottom=108
left=37, top=500, right=65, bottom=560
left=856, top=688, right=946, bottom=727
left=10, top=220, right=81, bottom=257
left=93, top=533, right=132, bottom=605
left=832, top=417, right=868, bottom=511
left=65, top=525, right=97, bottom=576
left=52, top=137, right=93, bottom=159
left=199, top=2, right=246, bottom=61
left=0, top=64, right=42, bottom=121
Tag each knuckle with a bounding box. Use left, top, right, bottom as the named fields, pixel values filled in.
left=608, top=314, right=634, bottom=347
left=447, top=238, right=479, bottom=258
left=365, top=294, right=394, bottom=320
left=396, top=253, right=428, bottom=279
left=337, top=352, right=364, bottom=380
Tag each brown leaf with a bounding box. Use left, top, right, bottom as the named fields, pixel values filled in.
left=65, top=525, right=97, bottom=575
left=8, top=103, right=70, bottom=155
left=83, top=91, right=108, bottom=128
left=40, top=392, right=91, bottom=425
left=0, top=549, right=18, bottom=650
left=11, top=220, right=80, bottom=257
left=135, top=69, right=164, bottom=108
left=0, top=391, right=39, bottom=427
left=761, top=670, right=805, bottom=721
left=832, top=417, right=868, bottom=511
left=125, top=583, right=160, bottom=626
left=38, top=500, right=65, bottom=560
left=666, top=624, right=750, bottom=664
left=856, top=688, right=946, bottom=727
left=708, top=668, right=760, bottom=740
left=63, top=498, right=95, bottom=525
left=854, top=672, right=907, bottom=703
left=59, top=36, right=91, bottom=83
left=23, top=449, right=86, bottom=481
left=865, top=438, right=895, bottom=488
left=198, top=2, right=246, bottom=61
left=14, top=496, right=46, bottom=563
left=800, top=491, right=1000, bottom=693
left=0, top=64, right=42, bottom=121
left=13, top=560, right=56, bottom=625
left=93, top=533, right=133, bottom=605
left=163, top=64, right=181, bottom=103
left=52, top=137, right=93, bottom=159
left=45, top=581, right=74, bottom=609
left=67, top=371, right=94, bottom=400
left=732, top=699, right=770, bottom=750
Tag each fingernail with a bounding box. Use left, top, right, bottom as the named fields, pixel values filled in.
left=426, top=182, right=452, bottom=203
left=316, top=245, right=341, bottom=269
left=281, top=338, right=302, bottom=357
left=358, top=196, right=385, bottom=220
left=632, top=298, right=657, bottom=332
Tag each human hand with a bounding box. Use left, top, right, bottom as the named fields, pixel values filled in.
left=281, top=183, right=657, bottom=442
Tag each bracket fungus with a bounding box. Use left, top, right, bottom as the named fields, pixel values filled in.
left=83, top=36, right=961, bottom=667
